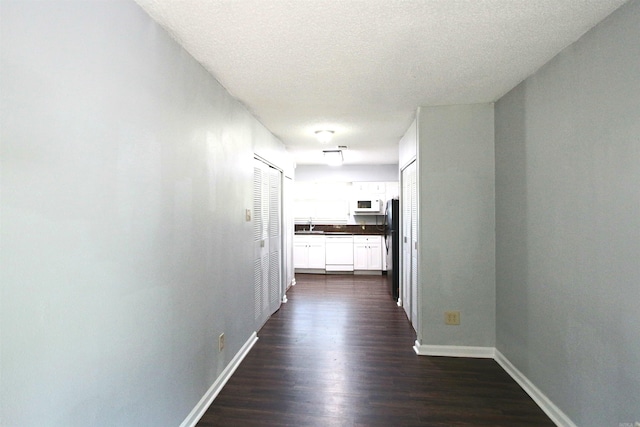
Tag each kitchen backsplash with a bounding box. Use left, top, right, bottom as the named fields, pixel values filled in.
left=294, top=223, right=386, bottom=235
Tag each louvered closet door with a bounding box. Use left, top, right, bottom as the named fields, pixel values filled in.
left=253, top=160, right=269, bottom=327
left=253, top=158, right=283, bottom=329
left=401, top=162, right=413, bottom=323
left=267, top=166, right=282, bottom=316
left=401, top=160, right=417, bottom=331
left=409, top=163, right=418, bottom=331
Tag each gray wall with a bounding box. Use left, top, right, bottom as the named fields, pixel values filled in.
left=0, top=1, right=291, bottom=426
left=418, top=104, right=496, bottom=346
left=495, top=0, right=640, bottom=425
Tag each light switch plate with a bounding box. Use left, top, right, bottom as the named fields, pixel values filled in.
left=245, top=209, right=251, bottom=221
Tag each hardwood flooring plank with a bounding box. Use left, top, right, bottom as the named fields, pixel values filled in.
left=197, top=274, right=554, bottom=426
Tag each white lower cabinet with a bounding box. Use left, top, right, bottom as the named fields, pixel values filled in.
left=353, top=235, right=382, bottom=271
left=295, top=234, right=383, bottom=273
left=294, top=235, right=325, bottom=270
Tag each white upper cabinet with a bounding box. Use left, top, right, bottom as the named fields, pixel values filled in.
left=294, top=182, right=351, bottom=223
left=352, top=181, right=386, bottom=196
left=294, top=181, right=398, bottom=223
left=385, top=181, right=399, bottom=201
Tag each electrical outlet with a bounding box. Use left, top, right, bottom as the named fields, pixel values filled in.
left=218, top=333, right=225, bottom=351
left=445, top=311, right=460, bottom=325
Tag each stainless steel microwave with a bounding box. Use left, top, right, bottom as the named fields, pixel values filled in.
left=353, top=198, right=383, bottom=214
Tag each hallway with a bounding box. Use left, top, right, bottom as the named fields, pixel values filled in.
left=198, top=274, right=553, bottom=426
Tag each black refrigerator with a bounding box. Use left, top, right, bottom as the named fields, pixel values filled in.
left=385, top=198, right=400, bottom=301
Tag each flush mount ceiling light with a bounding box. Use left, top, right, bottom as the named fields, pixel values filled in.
left=314, top=130, right=334, bottom=144
left=323, top=149, right=343, bottom=166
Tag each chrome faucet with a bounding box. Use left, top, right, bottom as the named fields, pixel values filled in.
left=308, top=218, right=315, bottom=232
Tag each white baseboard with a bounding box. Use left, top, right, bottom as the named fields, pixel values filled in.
left=295, top=268, right=326, bottom=274
left=413, top=341, right=495, bottom=358
left=179, top=332, right=259, bottom=427
left=494, top=349, right=577, bottom=427
left=179, top=335, right=575, bottom=427
left=412, top=342, right=576, bottom=427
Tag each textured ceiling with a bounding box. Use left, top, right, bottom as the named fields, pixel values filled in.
left=134, top=0, right=627, bottom=165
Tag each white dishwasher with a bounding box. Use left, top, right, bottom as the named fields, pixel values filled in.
left=324, top=235, right=354, bottom=272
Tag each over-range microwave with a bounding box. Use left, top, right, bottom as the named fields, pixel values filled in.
left=353, top=198, right=383, bottom=214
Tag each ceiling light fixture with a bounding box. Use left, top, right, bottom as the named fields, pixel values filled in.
left=315, top=130, right=334, bottom=144
left=323, top=149, right=343, bottom=167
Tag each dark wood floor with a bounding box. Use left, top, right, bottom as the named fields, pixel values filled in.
left=198, top=274, right=554, bottom=426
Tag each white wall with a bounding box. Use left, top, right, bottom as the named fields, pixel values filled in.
left=417, top=104, right=496, bottom=347
left=495, top=0, right=640, bottom=425
left=295, top=164, right=398, bottom=182
left=0, top=1, right=291, bottom=426
left=398, top=118, right=417, bottom=170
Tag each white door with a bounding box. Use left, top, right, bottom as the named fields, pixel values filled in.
left=401, top=164, right=411, bottom=321
left=409, top=164, right=418, bottom=331
left=367, top=237, right=382, bottom=270
left=401, top=161, right=417, bottom=330
left=283, top=176, right=294, bottom=292
left=353, top=241, right=368, bottom=270
left=268, top=166, right=282, bottom=315
left=253, top=158, right=282, bottom=329
left=307, top=236, right=326, bottom=269
left=293, top=236, right=309, bottom=269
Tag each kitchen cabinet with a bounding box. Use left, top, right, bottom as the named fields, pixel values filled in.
left=385, top=181, right=399, bottom=201
left=294, top=182, right=350, bottom=223
left=352, top=182, right=386, bottom=196
left=381, top=241, right=387, bottom=271
left=294, top=181, right=399, bottom=223
left=353, top=235, right=383, bottom=271
left=294, top=235, right=325, bottom=270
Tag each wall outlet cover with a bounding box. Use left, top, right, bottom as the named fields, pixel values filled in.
left=445, top=311, right=460, bottom=325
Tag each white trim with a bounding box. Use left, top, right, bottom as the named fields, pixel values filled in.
left=413, top=341, right=495, bottom=358
left=179, top=332, right=259, bottom=427
left=294, top=268, right=325, bottom=274
left=494, top=350, right=577, bottom=427
left=412, top=344, right=576, bottom=426
left=253, top=154, right=282, bottom=173
left=326, top=265, right=355, bottom=272
left=353, top=270, right=383, bottom=275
